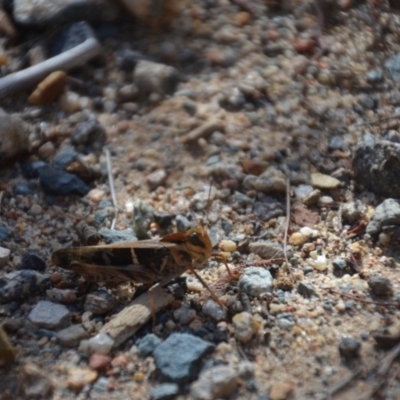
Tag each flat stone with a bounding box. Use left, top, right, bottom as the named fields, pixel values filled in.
left=57, top=324, right=89, bottom=347
left=29, top=300, right=70, bottom=330
left=310, top=172, right=341, bottom=189
left=67, top=368, right=98, bottom=391
left=149, top=383, right=179, bottom=400
left=248, top=241, right=284, bottom=260
left=153, top=333, right=214, bottom=384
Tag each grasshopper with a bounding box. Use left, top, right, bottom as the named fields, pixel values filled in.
left=51, top=224, right=225, bottom=308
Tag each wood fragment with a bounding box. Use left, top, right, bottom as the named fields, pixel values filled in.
left=28, top=71, right=67, bottom=105
left=0, top=36, right=101, bottom=100
left=181, top=119, right=222, bottom=144
left=100, top=286, right=173, bottom=347
left=75, top=220, right=101, bottom=246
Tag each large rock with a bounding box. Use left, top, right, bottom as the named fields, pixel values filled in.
left=353, top=140, right=400, bottom=198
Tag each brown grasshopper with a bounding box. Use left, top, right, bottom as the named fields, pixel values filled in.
left=51, top=225, right=225, bottom=308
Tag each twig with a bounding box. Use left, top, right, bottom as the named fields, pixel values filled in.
left=0, top=36, right=101, bottom=100
left=317, top=366, right=364, bottom=400
left=283, top=178, right=292, bottom=273
left=100, top=286, right=173, bottom=348
left=329, top=289, right=399, bottom=307
left=105, top=148, right=118, bottom=230
left=377, top=341, right=400, bottom=376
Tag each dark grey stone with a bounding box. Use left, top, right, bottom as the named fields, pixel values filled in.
left=21, top=161, right=48, bottom=179
left=13, top=183, right=33, bottom=195
left=339, top=337, right=361, bottom=360
left=98, top=228, right=137, bottom=244
left=368, top=275, right=393, bottom=297
left=18, top=253, right=46, bottom=272
left=153, top=333, right=214, bottom=383
left=0, top=227, right=10, bottom=241
left=0, top=270, right=49, bottom=303
left=53, top=146, right=79, bottom=170
left=39, top=166, right=89, bottom=196
left=385, top=53, right=400, bottom=82
left=297, top=281, right=318, bottom=298
left=71, top=118, right=106, bottom=154
left=353, top=141, right=400, bottom=198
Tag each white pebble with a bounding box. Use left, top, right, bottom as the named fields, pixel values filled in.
left=79, top=333, right=114, bottom=355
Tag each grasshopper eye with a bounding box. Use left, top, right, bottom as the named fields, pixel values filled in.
left=189, top=232, right=206, bottom=249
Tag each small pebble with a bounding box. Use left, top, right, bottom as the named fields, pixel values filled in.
left=269, top=381, right=295, bottom=400
left=79, top=333, right=114, bottom=355
left=232, top=312, right=260, bottom=343
left=29, top=204, right=42, bottom=215
left=173, top=305, right=196, bottom=325
left=289, top=232, right=307, bottom=246
left=87, top=188, right=105, bottom=203
left=339, top=337, right=361, bottom=360
left=89, top=353, right=111, bottom=371
left=202, top=300, right=227, bottom=322
left=67, top=368, right=98, bottom=391
left=219, top=240, right=237, bottom=253
left=57, top=324, right=89, bottom=347
left=238, top=267, right=273, bottom=297
left=310, top=173, right=341, bottom=189
left=147, top=169, right=167, bottom=190
left=367, top=275, right=393, bottom=297
left=0, top=246, right=11, bottom=266
left=303, top=189, right=321, bottom=206
left=190, top=365, right=238, bottom=400
left=297, top=281, right=318, bottom=298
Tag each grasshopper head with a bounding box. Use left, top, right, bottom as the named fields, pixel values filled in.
left=184, top=226, right=212, bottom=267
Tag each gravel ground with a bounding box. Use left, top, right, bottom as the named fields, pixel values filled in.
left=2, top=1, right=400, bottom=399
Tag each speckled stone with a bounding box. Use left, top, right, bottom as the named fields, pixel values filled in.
left=28, top=300, right=70, bottom=330
left=238, top=267, right=273, bottom=297
left=153, top=333, right=214, bottom=383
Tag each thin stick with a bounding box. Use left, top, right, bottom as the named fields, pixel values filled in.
left=105, top=148, right=118, bottom=230
left=283, top=178, right=292, bottom=273
left=0, top=36, right=101, bottom=100
left=329, top=289, right=399, bottom=307
left=190, top=266, right=225, bottom=309
left=377, top=341, right=400, bottom=376
left=317, top=366, right=363, bottom=400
